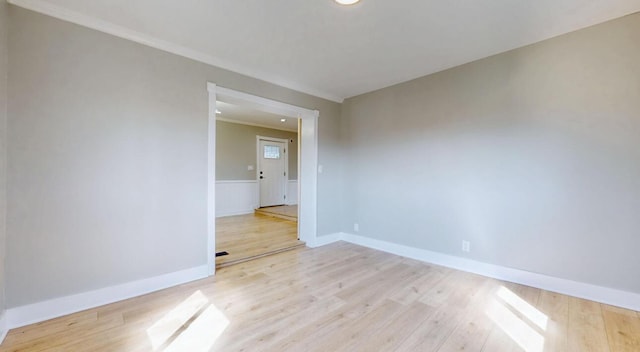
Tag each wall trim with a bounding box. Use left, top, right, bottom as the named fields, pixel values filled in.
left=216, top=180, right=256, bottom=184
left=5, top=234, right=637, bottom=331
left=207, top=84, right=218, bottom=275
left=318, top=232, right=640, bottom=312
left=216, top=210, right=254, bottom=218
left=215, top=180, right=257, bottom=217
left=5, top=265, right=209, bottom=329
left=6, top=0, right=343, bottom=103
left=0, top=312, right=7, bottom=344
left=307, top=232, right=343, bottom=248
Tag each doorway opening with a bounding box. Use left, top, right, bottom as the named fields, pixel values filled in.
left=207, top=84, right=319, bottom=275
left=214, top=113, right=301, bottom=267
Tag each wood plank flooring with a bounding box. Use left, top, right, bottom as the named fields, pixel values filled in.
left=215, top=213, right=302, bottom=268
left=254, top=205, right=298, bottom=221
left=2, top=242, right=639, bottom=352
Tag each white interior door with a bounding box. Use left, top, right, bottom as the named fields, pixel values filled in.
left=259, top=139, right=287, bottom=207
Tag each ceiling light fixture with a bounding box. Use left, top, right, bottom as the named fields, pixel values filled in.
left=216, top=109, right=221, bottom=114
left=334, top=0, right=360, bottom=5
left=280, top=118, right=287, bottom=122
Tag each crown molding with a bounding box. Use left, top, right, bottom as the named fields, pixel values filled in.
left=7, top=0, right=345, bottom=103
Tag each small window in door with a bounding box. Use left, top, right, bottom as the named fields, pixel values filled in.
left=264, top=145, right=281, bottom=159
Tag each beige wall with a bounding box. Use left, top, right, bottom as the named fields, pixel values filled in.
left=6, top=7, right=343, bottom=308
left=0, top=0, right=8, bottom=318
left=342, top=13, right=640, bottom=294
left=216, top=121, right=298, bottom=181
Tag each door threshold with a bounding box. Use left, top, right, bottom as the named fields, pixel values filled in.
left=216, top=242, right=305, bottom=269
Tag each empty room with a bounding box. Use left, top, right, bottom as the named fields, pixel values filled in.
left=0, top=0, right=639, bottom=351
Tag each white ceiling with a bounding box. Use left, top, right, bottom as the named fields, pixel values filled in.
left=216, top=101, right=298, bottom=132
left=10, top=0, right=640, bottom=102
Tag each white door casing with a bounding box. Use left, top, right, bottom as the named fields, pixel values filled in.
left=207, top=83, right=319, bottom=276
left=258, top=137, right=288, bottom=207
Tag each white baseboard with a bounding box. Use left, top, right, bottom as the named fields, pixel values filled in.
left=5, top=233, right=637, bottom=333
left=318, top=232, right=640, bottom=312
left=308, top=232, right=343, bottom=248
left=6, top=265, right=209, bottom=329
left=217, top=209, right=255, bottom=218
left=0, top=311, right=7, bottom=345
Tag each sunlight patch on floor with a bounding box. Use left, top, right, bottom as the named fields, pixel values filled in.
left=486, top=286, right=547, bottom=352
left=146, top=290, right=229, bottom=351
left=164, top=304, right=230, bottom=352
left=497, top=286, right=548, bottom=330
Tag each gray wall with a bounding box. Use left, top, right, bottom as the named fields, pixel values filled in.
left=6, top=7, right=343, bottom=308
left=342, top=13, right=640, bottom=294
left=216, top=121, right=298, bottom=181
left=0, top=0, right=8, bottom=317
left=7, top=2, right=637, bottom=311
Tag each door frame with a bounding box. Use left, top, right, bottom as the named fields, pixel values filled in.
left=256, top=136, right=289, bottom=208
left=207, top=83, right=319, bottom=275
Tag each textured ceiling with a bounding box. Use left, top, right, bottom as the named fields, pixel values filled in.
left=9, top=0, right=640, bottom=102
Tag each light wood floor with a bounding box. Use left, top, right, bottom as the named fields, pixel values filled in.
left=215, top=213, right=302, bottom=268
left=2, top=242, right=639, bottom=351
left=255, top=205, right=298, bottom=221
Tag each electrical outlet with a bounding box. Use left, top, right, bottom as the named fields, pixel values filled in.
left=462, top=240, right=471, bottom=252
left=353, top=223, right=359, bottom=232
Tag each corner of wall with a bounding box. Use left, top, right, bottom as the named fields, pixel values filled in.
left=0, top=312, right=7, bottom=344
left=0, top=0, right=10, bottom=343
